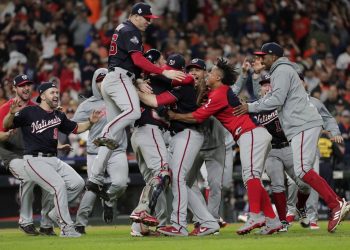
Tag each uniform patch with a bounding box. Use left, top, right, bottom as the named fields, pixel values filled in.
left=130, top=36, right=139, bottom=44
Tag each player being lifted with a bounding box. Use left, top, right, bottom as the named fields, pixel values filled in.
left=86, top=2, right=187, bottom=199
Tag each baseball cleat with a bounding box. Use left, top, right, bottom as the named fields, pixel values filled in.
left=75, top=226, right=86, bottom=234
left=296, top=207, right=310, bottom=228
left=236, top=213, right=265, bottom=235
left=39, top=227, right=57, bottom=236
left=19, top=224, right=39, bottom=236
left=257, top=217, right=283, bottom=235
left=102, top=202, right=113, bottom=224
left=278, top=220, right=290, bottom=232
left=130, top=211, right=142, bottom=223
left=130, top=211, right=159, bottom=226
left=328, top=198, right=350, bottom=233
left=85, top=180, right=110, bottom=201
left=218, top=217, right=228, bottom=228
left=93, top=137, right=118, bottom=150
left=130, top=223, right=161, bottom=237
left=60, top=226, right=81, bottom=238
left=309, top=222, right=320, bottom=230
left=157, top=226, right=188, bottom=237
left=189, top=226, right=219, bottom=236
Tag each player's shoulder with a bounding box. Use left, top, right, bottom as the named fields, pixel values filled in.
left=117, top=20, right=140, bottom=34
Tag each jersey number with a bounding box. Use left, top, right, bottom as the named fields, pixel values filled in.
left=109, top=34, right=118, bottom=56
left=53, top=128, right=58, bottom=140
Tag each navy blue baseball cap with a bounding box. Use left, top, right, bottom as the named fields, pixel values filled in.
left=186, top=58, right=206, bottom=71
left=254, top=42, right=284, bottom=57
left=144, top=49, right=161, bottom=64
left=259, top=73, right=271, bottom=84
left=131, top=3, right=159, bottom=19
left=36, top=82, right=58, bottom=103
left=13, top=74, right=33, bottom=87
left=166, top=54, right=185, bottom=70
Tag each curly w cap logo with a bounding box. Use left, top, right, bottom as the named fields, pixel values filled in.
left=130, top=36, right=139, bottom=44
left=22, top=75, right=28, bottom=80
left=169, top=60, right=175, bottom=65
left=138, top=8, right=142, bottom=14
left=191, top=59, right=198, bottom=63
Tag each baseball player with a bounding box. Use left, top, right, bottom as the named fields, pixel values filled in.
left=130, top=49, right=171, bottom=236
left=0, top=74, right=54, bottom=236
left=285, top=75, right=343, bottom=230
left=185, top=58, right=234, bottom=228
left=3, top=82, right=102, bottom=237
left=167, top=58, right=282, bottom=235
left=138, top=54, right=220, bottom=236
left=73, top=68, right=129, bottom=234
left=86, top=2, right=186, bottom=197
left=234, top=42, right=350, bottom=233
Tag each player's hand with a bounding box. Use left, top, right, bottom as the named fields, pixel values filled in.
left=162, top=70, right=186, bottom=81
left=89, top=110, right=103, bottom=124
left=241, top=57, right=251, bottom=75
left=138, top=80, right=153, bottom=94
left=9, top=99, right=23, bottom=115
left=233, top=104, right=249, bottom=116
left=57, top=144, right=72, bottom=152
left=330, top=135, right=344, bottom=144
left=167, top=110, right=175, bottom=120
left=252, top=57, right=265, bottom=74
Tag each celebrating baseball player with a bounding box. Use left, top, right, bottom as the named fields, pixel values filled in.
left=86, top=2, right=187, bottom=198
left=3, top=82, right=102, bottom=237
left=167, top=58, right=283, bottom=235
left=234, top=42, right=350, bottom=233
left=74, top=68, right=129, bottom=234
left=286, top=75, right=344, bottom=230
left=138, top=54, right=220, bottom=236
left=0, top=74, right=55, bottom=236
left=130, top=49, right=171, bottom=236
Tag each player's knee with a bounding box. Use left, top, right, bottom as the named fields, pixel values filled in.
left=76, top=177, right=85, bottom=192
left=271, top=184, right=285, bottom=193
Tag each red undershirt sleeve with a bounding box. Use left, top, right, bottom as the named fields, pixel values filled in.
left=131, top=51, right=164, bottom=75
left=156, top=91, right=177, bottom=106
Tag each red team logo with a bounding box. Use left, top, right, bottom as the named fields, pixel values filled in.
left=109, top=34, right=119, bottom=56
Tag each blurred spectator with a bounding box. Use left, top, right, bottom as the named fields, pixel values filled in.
left=0, top=86, right=7, bottom=106
left=339, top=110, right=350, bottom=161
left=69, top=5, right=91, bottom=60
left=59, top=59, right=81, bottom=94
left=336, top=44, right=350, bottom=70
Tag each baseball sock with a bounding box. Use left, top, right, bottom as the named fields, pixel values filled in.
left=261, top=187, right=276, bottom=219
left=302, top=169, right=340, bottom=210
left=246, top=178, right=262, bottom=214
left=296, top=191, right=310, bottom=209
left=272, top=192, right=287, bottom=221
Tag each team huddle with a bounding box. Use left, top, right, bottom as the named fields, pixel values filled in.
left=1, top=2, right=350, bottom=238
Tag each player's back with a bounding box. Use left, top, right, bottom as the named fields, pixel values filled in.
left=108, top=20, right=142, bottom=77
left=210, top=85, right=258, bottom=140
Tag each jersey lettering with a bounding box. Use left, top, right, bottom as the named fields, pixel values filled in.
left=109, top=34, right=118, bottom=56
left=275, top=120, right=282, bottom=132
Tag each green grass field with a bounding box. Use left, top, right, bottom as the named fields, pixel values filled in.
left=1, top=222, right=350, bottom=250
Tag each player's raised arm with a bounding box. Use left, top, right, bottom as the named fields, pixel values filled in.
left=3, top=99, right=22, bottom=129
left=75, top=110, right=103, bottom=134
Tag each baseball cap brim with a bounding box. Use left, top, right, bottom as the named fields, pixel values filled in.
left=143, top=14, right=160, bottom=19
left=15, top=80, right=33, bottom=87
left=253, top=51, right=267, bottom=56
left=186, top=64, right=204, bottom=70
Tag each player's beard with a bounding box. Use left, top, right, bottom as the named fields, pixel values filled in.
left=47, top=98, right=59, bottom=109
left=17, top=90, right=32, bottom=102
